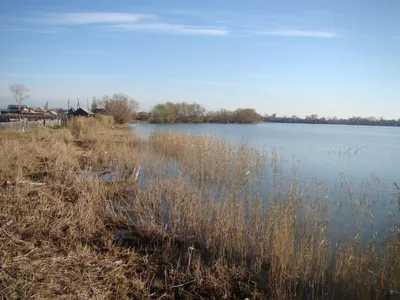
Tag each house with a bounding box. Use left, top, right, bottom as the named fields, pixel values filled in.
left=72, top=108, right=94, bottom=117
left=33, top=107, right=44, bottom=112
left=55, top=109, right=69, bottom=115
left=29, top=109, right=41, bottom=114
left=92, top=108, right=106, bottom=115
left=7, top=104, right=28, bottom=113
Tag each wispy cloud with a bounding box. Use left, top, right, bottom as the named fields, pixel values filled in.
left=26, top=11, right=229, bottom=36
left=260, top=29, right=342, bottom=38
left=163, top=9, right=232, bottom=26
left=21, top=11, right=342, bottom=38
left=163, top=9, right=208, bottom=18
left=110, top=23, right=229, bottom=36
left=35, top=12, right=152, bottom=25
left=192, top=80, right=236, bottom=86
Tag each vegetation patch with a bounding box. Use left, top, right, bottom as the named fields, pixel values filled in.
left=0, top=117, right=399, bottom=299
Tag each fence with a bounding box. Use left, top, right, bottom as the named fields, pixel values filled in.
left=0, top=116, right=68, bottom=131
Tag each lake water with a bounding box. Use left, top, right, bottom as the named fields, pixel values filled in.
left=132, top=123, right=400, bottom=240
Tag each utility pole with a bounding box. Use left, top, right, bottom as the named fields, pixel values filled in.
left=87, top=98, right=89, bottom=110
left=68, top=98, right=70, bottom=110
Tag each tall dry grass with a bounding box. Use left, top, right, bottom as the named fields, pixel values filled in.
left=142, top=132, right=330, bottom=297
left=0, top=117, right=146, bottom=298
left=142, top=131, right=399, bottom=299
left=1, top=118, right=398, bottom=299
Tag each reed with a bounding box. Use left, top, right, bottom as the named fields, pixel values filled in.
left=0, top=118, right=398, bottom=299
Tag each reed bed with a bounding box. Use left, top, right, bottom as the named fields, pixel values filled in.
left=0, top=118, right=398, bottom=299
left=144, top=131, right=399, bottom=299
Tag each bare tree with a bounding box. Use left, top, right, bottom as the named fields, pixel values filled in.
left=103, top=93, right=139, bottom=124
left=10, top=84, right=30, bottom=109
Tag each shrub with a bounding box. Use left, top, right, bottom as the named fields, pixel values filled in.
left=103, top=93, right=138, bottom=124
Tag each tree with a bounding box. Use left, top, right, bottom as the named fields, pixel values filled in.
left=137, top=111, right=151, bottom=121
left=187, top=103, right=206, bottom=123
left=150, top=104, right=173, bottom=123
left=211, top=109, right=233, bottom=123
left=148, top=101, right=264, bottom=124
left=10, top=84, right=29, bottom=109
left=44, top=101, right=49, bottom=110
left=103, top=93, right=139, bottom=124
left=165, top=102, right=180, bottom=122
left=233, top=108, right=262, bottom=123
left=91, top=98, right=98, bottom=111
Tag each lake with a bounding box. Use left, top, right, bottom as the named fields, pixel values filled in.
left=132, top=123, right=400, bottom=241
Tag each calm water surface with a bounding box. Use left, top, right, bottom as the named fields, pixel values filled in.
left=133, top=123, right=400, bottom=239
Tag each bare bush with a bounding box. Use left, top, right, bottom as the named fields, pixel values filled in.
left=101, top=93, right=138, bottom=124
left=9, top=84, right=30, bottom=108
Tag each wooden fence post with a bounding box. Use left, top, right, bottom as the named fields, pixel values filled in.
left=21, top=118, right=27, bottom=131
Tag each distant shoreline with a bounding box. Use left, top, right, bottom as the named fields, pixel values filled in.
left=133, top=120, right=400, bottom=127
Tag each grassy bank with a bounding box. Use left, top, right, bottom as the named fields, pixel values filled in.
left=1, top=117, right=399, bottom=299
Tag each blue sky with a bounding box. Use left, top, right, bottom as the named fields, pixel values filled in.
left=0, top=0, right=399, bottom=118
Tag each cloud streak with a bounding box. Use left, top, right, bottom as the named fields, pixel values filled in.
left=27, top=11, right=229, bottom=36
left=21, top=12, right=342, bottom=38
left=110, top=23, right=229, bottom=36
left=37, top=12, right=151, bottom=25
left=261, top=29, right=341, bottom=38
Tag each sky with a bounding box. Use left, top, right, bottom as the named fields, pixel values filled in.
left=0, top=0, right=399, bottom=119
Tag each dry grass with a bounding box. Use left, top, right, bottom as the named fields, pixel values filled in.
left=0, top=117, right=145, bottom=299
left=1, top=118, right=399, bottom=299
left=145, top=131, right=399, bottom=299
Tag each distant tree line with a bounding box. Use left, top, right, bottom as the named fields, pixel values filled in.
left=263, top=114, right=400, bottom=127
left=136, top=102, right=262, bottom=124
left=92, top=96, right=399, bottom=127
